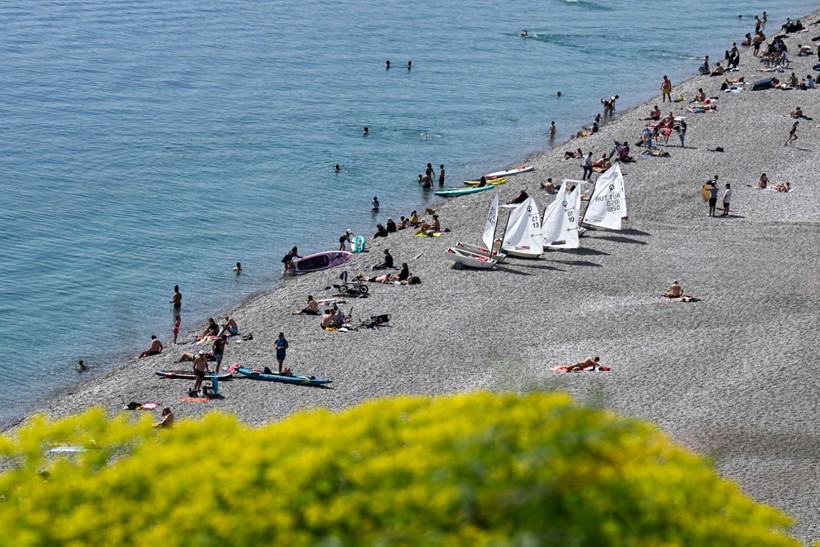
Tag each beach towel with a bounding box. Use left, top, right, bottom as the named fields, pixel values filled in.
left=124, top=401, right=161, bottom=410
left=178, top=397, right=210, bottom=403
left=551, top=365, right=611, bottom=372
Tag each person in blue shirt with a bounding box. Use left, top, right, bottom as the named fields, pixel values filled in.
left=274, top=332, right=289, bottom=373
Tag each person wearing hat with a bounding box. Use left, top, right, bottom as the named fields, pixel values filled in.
left=192, top=350, right=209, bottom=395
left=339, top=230, right=352, bottom=251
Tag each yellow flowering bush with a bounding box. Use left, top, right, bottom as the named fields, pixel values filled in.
left=0, top=392, right=796, bottom=546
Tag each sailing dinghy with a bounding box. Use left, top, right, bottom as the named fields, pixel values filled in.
left=581, top=163, right=627, bottom=232
left=447, top=192, right=505, bottom=269
left=541, top=183, right=582, bottom=249
left=501, top=196, right=543, bottom=258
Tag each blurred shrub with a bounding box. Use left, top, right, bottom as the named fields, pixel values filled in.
left=0, top=392, right=796, bottom=546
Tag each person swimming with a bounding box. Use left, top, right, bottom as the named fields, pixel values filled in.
left=521, top=29, right=528, bottom=37
left=233, top=262, right=242, bottom=274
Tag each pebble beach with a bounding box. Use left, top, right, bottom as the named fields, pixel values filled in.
left=12, top=10, right=820, bottom=543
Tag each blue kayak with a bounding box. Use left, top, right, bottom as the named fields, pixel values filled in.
left=434, top=185, right=495, bottom=197
left=236, top=367, right=332, bottom=386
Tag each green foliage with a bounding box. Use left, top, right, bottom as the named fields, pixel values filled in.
left=0, top=392, right=796, bottom=546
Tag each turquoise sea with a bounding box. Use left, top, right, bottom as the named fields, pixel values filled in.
left=0, top=0, right=816, bottom=423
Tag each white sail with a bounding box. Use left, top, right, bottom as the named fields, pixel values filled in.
left=540, top=184, right=567, bottom=246
left=482, top=193, right=499, bottom=251
left=542, top=184, right=581, bottom=249
left=502, top=196, right=542, bottom=258
left=583, top=163, right=627, bottom=231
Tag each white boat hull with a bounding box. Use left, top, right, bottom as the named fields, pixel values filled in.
left=445, top=248, right=497, bottom=269
left=455, top=241, right=507, bottom=263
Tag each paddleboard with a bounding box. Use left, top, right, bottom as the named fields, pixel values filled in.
left=156, top=369, right=233, bottom=381
left=484, top=165, right=534, bottom=178
left=434, top=185, right=495, bottom=197
left=236, top=366, right=332, bottom=386
left=292, top=251, right=352, bottom=274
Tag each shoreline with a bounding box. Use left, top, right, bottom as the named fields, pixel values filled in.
left=10, top=9, right=820, bottom=542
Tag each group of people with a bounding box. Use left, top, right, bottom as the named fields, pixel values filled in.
left=702, top=176, right=733, bottom=217
left=418, top=163, right=445, bottom=189
left=756, top=173, right=791, bottom=193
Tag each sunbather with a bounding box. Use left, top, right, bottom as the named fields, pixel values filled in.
left=294, top=295, right=320, bottom=315
left=138, top=335, right=163, bottom=359
left=566, top=356, right=601, bottom=372
left=773, top=182, right=791, bottom=193
left=756, top=173, right=769, bottom=189
left=662, top=280, right=683, bottom=298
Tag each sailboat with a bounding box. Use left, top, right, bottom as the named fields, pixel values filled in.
left=447, top=192, right=505, bottom=269
left=501, top=196, right=542, bottom=258
left=454, top=192, right=507, bottom=262
left=541, top=183, right=582, bottom=249
left=581, top=163, right=628, bottom=231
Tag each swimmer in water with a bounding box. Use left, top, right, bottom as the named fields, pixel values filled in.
left=76, top=360, right=88, bottom=372
left=363, top=127, right=369, bottom=136
left=385, top=60, right=390, bottom=70
left=335, top=164, right=341, bottom=172
left=521, top=30, right=528, bottom=37
left=233, top=262, right=242, bottom=274
left=556, top=91, right=562, bottom=97
left=407, top=60, right=412, bottom=70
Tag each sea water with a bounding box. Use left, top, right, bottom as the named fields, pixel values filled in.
left=0, top=0, right=815, bottom=423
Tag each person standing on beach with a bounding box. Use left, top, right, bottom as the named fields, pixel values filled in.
left=171, top=285, right=182, bottom=311
left=660, top=75, right=672, bottom=102
left=438, top=164, right=445, bottom=186
left=721, top=184, right=733, bottom=217
left=549, top=121, right=556, bottom=143
left=706, top=176, right=719, bottom=217
left=785, top=121, right=798, bottom=146
left=372, top=196, right=380, bottom=211
left=581, top=152, right=593, bottom=181
left=192, top=350, right=208, bottom=395
left=677, top=119, right=687, bottom=147
left=172, top=315, right=180, bottom=345
left=212, top=334, right=227, bottom=373
left=282, top=246, right=301, bottom=274
left=274, top=332, right=289, bottom=373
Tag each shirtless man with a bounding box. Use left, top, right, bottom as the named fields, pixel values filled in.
left=138, top=335, right=163, bottom=359
left=220, top=316, right=239, bottom=337
left=294, top=295, right=320, bottom=315
left=567, top=356, right=601, bottom=372
left=192, top=350, right=209, bottom=395
left=153, top=407, right=174, bottom=428
left=662, top=280, right=683, bottom=298
left=170, top=285, right=182, bottom=310
left=646, top=105, right=661, bottom=121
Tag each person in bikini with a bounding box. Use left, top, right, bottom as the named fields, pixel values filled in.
left=566, top=356, right=601, bottom=372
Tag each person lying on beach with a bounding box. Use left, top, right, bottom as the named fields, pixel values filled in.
left=591, top=154, right=611, bottom=170
left=138, top=335, right=163, bottom=359
left=773, top=182, right=791, bottom=193
left=563, top=148, right=583, bottom=160
left=757, top=173, right=769, bottom=189
left=153, top=407, right=174, bottom=428
left=507, top=190, right=529, bottom=204
left=662, top=281, right=683, bottom=298
left=789, top=107, right=812, bottom=120
left=645, top=105, right=661, bottom=121
left=642, top=148, right=671, bottom=158
left=202, top=318, right=219, bottom=338
left=294, top=295, right=320, bottom=315
left=798, top=43, right=813, bottom=56
left=364, top=262, right=410, bottom=284
left=566, top=356, right=601, bottom=372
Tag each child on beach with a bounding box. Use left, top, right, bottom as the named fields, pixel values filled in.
left=172, top=315, right=180, bottom=344
left=784, top=121, right=799, bottom=146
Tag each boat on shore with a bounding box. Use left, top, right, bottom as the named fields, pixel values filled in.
left=501, top=196, right=543, bottom=259
left=434, top=185, right=495, bottom=197
left=291, top=251, right=352, bottom=274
